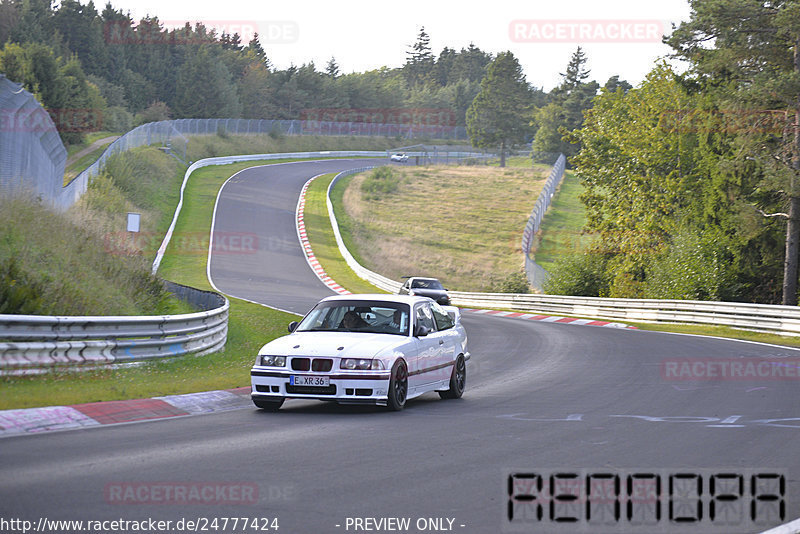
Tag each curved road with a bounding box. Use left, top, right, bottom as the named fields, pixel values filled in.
left=2, top=159, right=799, bottom=534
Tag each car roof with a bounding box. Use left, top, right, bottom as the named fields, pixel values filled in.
left=318, top=293, right=431, bottom=305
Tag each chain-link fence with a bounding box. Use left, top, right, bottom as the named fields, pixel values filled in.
left=0, top=74, right=68, bottom=208
left=522, top=153, right=566, bottom=292
left=73, top=119, right=470, bottom=194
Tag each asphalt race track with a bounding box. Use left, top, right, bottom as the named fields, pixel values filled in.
left=2, top=159, right=800, bottom=534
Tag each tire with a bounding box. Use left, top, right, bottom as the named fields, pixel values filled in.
left=439, top=355, right=466, bottom=400
left=253, top=398, right=284, bottom=411
left=387, top=360, right=408, bottom=411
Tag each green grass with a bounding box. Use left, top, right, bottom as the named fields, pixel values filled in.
left=627, top=321, right=800, bottom=348
left=488, top=156, right=539, bottom=168
left=186, top=134, right=396, bottom=162
left=0, top=155, right=395, bottom=410
left=329, top=173, right=374, bottom=269
left=531, top=170, right=592, bottom=271
left=64, top=131, right=116, bottom=157
left=0, top=132, right=412, bottom=410
left=337, top=164, right=549, bottom=292
left=0, top=196, right=183, bottom=317
left=0, top=158, right=305, bottom=410
left=63, top=146, right=109, bottom=185
left=304, top=173, right=386, bottom=294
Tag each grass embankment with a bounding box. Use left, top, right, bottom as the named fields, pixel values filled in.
left=63, top=131, right=119, bottom=185
left=304, top=173, right=386, bottom=295
left=530, top=170, right=592, bottom=272
left=0, top=196, right=189, bottom=317
left=0, top=134, right=406, bottom=409
left=0, top=159, right=300, bottom=409
left=0, top=132, right=409, bottom=409
left=339, top=164, right=550, bottom=292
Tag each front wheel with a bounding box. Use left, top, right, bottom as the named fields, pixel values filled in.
left=253, top=398, right=284, bottom=411
left=439, top=355, right=466, bottom=399
left=387, top=360, right=408, bottom=411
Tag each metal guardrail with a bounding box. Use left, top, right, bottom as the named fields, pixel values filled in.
left=0, top=282, right=229, bottom=375
left=325, top=169, right=800, bottom=336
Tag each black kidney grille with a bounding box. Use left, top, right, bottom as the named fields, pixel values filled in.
left=290, top=358, right=310, bottom=371
left=312, top=359, right=333, bottom=372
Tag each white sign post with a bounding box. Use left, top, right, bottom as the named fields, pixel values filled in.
left=127, top=212, right=140, bottom=252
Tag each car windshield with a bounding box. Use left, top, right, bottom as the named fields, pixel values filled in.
left=411, top=278, right=444, bottom=290
left=296, top=301, right=410, bottom=336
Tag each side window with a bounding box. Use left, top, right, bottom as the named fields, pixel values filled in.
left=415, top=304, right=436, bottom=332
left=430, top=302, right=454, bottom=331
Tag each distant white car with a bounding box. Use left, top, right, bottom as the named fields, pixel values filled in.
left=390, top=153, right=408, bottom=162
left=250, top=294, right=469, bottom=411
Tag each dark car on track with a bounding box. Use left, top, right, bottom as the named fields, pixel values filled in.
left=398, top=276, right=451, bottom=305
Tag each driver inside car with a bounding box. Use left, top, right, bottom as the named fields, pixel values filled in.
left=340, top=310, right=368, bottom=330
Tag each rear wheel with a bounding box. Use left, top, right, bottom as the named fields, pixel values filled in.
left=387, top=360, right=408, bottom=411
left=253, top=398, right=284, bottom=411
left=439, top=355, right=466, bottom=399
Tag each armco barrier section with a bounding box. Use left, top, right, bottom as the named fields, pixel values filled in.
left=325, top=170, right=800, bottom=337
left=0, top=282, right=228, bottom=374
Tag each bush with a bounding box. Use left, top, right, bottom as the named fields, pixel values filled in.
left=493, top=270, right=531, bottom=293
left=543, top=252, right=612, bottom=296
left=360, top=166, right=399, bottom=200
left=643, top=230, right=733, bottom=301
left=103, top=106, right=133, bottom=133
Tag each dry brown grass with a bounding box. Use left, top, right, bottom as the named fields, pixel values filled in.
left=341, top=164, right=549, bottom=292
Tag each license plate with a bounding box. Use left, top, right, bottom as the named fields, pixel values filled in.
left=291, top=375, right=330, bottom=387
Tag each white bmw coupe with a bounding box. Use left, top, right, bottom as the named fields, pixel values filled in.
left=251, top=294, right=469, bottom=411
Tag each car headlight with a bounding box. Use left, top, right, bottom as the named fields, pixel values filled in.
left=340, top=358, right=385, bottom=370
left=259, top=355, right=286, bottom=367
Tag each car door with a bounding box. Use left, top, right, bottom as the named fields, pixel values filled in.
left=430, top=301, right=458, bottom=375
left=410, top=302, right=446, bottom=390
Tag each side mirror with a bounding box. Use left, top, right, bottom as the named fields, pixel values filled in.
left=414, top=324, right=430, bottom=337
left=288, top=321, right=299, bottom=333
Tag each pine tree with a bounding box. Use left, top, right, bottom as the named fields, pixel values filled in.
left=245, top=33, right=270, bottom=68
left=404, top=26, right=435, bottom=88
left=667, top=0, right=800, bottom=304
left=466, top=51, right=532, bottom=167
left=325, top=56, right=339, bottom=78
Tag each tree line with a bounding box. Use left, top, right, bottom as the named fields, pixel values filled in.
left=545, top=0, right=800, bottom=306
left=0, top=0, right=620, bottom=154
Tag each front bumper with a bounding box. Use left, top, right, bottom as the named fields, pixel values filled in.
left=250, top=367, right=392, bottom=405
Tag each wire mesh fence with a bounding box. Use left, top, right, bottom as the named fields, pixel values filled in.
left=0, top=74, right=68, bottom=208
left=523, top=153, right=566, bottom=292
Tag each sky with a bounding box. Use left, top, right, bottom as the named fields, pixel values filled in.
left=106, top=0, right=694, bottom=91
